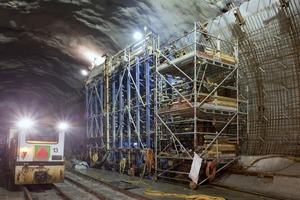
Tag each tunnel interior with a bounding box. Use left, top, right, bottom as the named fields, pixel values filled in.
left=0, top=0, right=300, bottom=198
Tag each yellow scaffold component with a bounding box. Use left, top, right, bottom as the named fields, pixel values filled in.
left=119, top=158, right=127, bottom=174
left=92, top=152, right=98, bottom=164
left=126, top=180, right=226, bottom=200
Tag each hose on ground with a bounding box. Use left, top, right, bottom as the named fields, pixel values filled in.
left=126, top=180, right=226, bottom=200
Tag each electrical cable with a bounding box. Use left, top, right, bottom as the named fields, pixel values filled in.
left=140, top=148, right=155, bottom=179
left=125, top=180, right=225, bottom=200
left=229, top=155, right=300, bottom=178
left=270, top=162, right=299, bottom=172
left=241, top=155, right=300, bottom=171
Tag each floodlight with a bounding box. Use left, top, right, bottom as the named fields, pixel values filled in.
left=133, top=31, right=143, bottom=40
left=83, top=51, right=105, bottom=67
left=17, top=118, right=34, bottom=129
left=58, top=122, right=69, bottom=131
left=81, top=69, right=88, bottom=76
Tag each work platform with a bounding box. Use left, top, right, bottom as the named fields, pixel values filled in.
left=154, top=23, right=248, bottom=186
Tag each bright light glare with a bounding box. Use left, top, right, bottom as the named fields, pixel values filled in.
left=133, top=32, right=143, bottom=40
left=83, top=51, right=104, bottom=67
left=17, top=118, right=34, bottom=129
left=58, top=122, right=69, bottom=131
left=81, top=69, right=88, bottom=76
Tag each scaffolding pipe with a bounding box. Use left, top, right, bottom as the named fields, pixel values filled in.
left=112, top=71, right=116, bottom=149
left=193, top=22, right=198, bottom=149
left=127, top=55, right=132, bottom=151
left=105, top=55, right=110, bottom=150
left=135, top=57, right=141, bottom=148
left=119, top=71, right=124, bottom=149
left=145, top=50, right=151, bottom=148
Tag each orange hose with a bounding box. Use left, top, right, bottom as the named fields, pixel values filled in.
left=206, top=161, right=217, bottom=178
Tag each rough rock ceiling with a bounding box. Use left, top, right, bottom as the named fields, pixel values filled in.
left=1, top=0, right=238, bottom=128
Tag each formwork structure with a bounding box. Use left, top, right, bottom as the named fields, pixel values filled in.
left=154, top=22, right=248, bottom=185
left=85, top=33, right=158, bottom=175
left=85, top=22, right=248, bottom=184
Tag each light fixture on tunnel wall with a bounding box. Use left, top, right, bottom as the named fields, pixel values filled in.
left=233, top=8, right=245, bottom=26
left=133, top=31, right=143, bottom=40
left=83, top=50, right=105, bottom=69
left=81, top=69, right=89, bottom=76
left=279, top=0, right=289, bottom=7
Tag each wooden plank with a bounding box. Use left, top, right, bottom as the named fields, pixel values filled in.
left=201, top=152, right=237, bottom=158
left=213, top=99, right=237, bottom=107
left=204, top=144, right=236, bottom=152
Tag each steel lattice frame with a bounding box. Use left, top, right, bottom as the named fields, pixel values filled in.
left=85, top=34, right=158, bottom=173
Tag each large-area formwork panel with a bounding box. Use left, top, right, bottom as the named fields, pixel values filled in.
left=85, top=34, right=158, bottom=176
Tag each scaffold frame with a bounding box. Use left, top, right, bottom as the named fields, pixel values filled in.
left=154, top=22, right=248, bottom=185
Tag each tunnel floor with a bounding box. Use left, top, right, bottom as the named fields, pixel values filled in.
left=0, top=167, right=275, bottom=200
left=76, top=168, right=276, bottom=200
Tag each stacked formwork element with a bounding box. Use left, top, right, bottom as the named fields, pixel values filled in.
left=154, top=22, right=247, bottom=186
left=86, top=33, right=158, bottom=176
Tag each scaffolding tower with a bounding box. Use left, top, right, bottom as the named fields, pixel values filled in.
left=85, top=33, right=158, bottom=175
left=154, top=22, right=247, bottom=185
left=85, top=22, right=247, bottom=185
